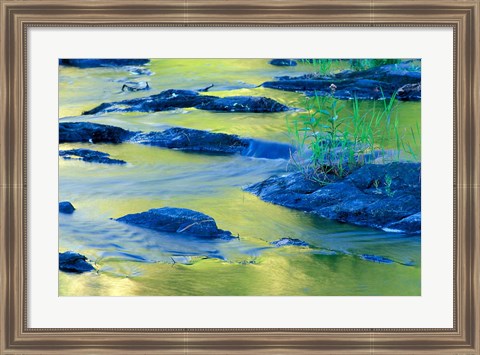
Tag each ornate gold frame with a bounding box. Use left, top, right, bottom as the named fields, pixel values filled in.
left=1, top=1, right=479, bottom=353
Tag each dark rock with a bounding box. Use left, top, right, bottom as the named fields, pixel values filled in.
left=384, top=212, right=421, bottom=234
left=262, top=61, right=421, bottom=101
left=245, top=162, right=421, bottom=233
left=196, top=96, right=290, bottom=113
left=59, top=149, right=126, bottom=165
left=59, top=251, right=95, bottom=273
left=83, top=89, right=216, bottom=115
left=59, top=122, right=135, bottom=143
left=122, top=81, right=150, bottom=92
left=59, top=201, right=75, bottom=214
left=269, top=59, right=297, bottom=67
left=270, top=238, right=309, bottom=247
left=116, top=207, right=235, bottom=239
left=59, top=59, right=150, bottom=68
left=360, top=254, right=394, bottom=264
left=131, top=127, right=249, bottom=155
left=396, top=83, right=421, bottom=101
left=83, top=89, right=291, bottom=115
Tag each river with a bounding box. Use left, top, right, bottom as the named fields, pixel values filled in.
left=59, top=59, right=420, bottom=296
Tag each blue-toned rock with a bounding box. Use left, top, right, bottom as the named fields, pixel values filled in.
left=131, top=127, right=248, bottom=155
left=83, top=89, right=216, bottom=115
left=60, top=122, right=135, bottom=144
left=360, top=254, right=394, bottom=264
left=196, top=96, right=290, bottom=113
left=59, top=201, right=75, bottom=214
left=245, top=162, right=421, bottom=233
left=384, top=212, right=421, bottom=234
left=269, top=59, right=297, bottom=67
left=59, top=59, right=150, bottom=68
left=116, top=207, right=235, bottom=239
left=82, top=89, right=292, bottom=115
left=262, top=61, right=421, bottom=101
left=59, top=251, right=95, bottom=273
left=270, top=238, right=309, bottom=247
left=59, top=149, right=126, bottom=165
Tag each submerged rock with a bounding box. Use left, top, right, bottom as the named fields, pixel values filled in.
left=360, top=254, right=395, bottom=264
left=269, top=59, right=297, bottom=67
left=131, top=127, right=249, bottom=154
left=196, top=96, right=290, bottom=113
left=122, top=81, right=150, bottom=92
left=262, top=62, right=421, bottom=101
left=59, top=251, right=95, bottom=273
left=245, top=162, right=421, bottom=233
left=116, top=207, right=235, bottom=239
left=270, top=238, right=309, bottom=247
left=59, top=59, right=150, bottom=68
left=59, top=201, right=75, bottom=214
left=82, top=89, right=291, bottom=115
left=59, top=122, right=135, bottom=143
left=59, top=149, right=126, bottom=165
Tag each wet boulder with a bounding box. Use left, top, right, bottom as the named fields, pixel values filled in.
left=269, top=59, right=297, bottom=67
left=270, top=238, right=309, bottom=247
left=131, top=127, right=249, bottom=154
left=59, top=122, right=135, bottom=143
left=59, top=251, right=95, bottom=273
left=245, top=162, right=421, bottom=233
left=59, top=59, right=150, bottom=68
left=59, top=149, right=126, bottom=165
left=116, top=207, right=235, bottom=239
left=59, top=201, right=75, bottom=214
left=396, top=83, right=421, bottom=101
left=384, top=212, right=421, bottom=234
left=82, top=89, right=216, bottom=115
left=195, top=96, right=290, bottom=113
left=82, top=89, right=292, bottom=115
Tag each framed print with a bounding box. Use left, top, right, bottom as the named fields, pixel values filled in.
left=1, top=0, right=479, bottom=354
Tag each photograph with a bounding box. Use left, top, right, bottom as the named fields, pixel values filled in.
left=58, top=58, right=422, bottom=296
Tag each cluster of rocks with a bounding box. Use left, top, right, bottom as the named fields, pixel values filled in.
left=60, top=122, right=293, bottom=159
left=262, top=62, right=421, bottom=101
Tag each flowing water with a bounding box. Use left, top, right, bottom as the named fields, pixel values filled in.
left=59, top=59, right=421, bottom=296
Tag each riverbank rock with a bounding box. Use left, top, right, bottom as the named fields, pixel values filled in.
left=262, top=62, right=421, bottom=101
left=60, top=122, right=135, bottom=143
left=59, top=251, right=95, bottom=273
left=131, top=127, right=249, bottom=154
left=82, top=89, right=291, bottom=115
left=270, top=238, right=309, bottom=247
left=269, top=59, right=297, bottom=67
left=195, top=96, right=290, bottom=113
left=59, top=149, right=127, bottom=165
left=116, top=207, right=235, bottom=239
left=59, top=59, right=150, bottom=68
left=244, top=162, right=421, bottom=233
left=59, top=201, right=75, bottom=214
